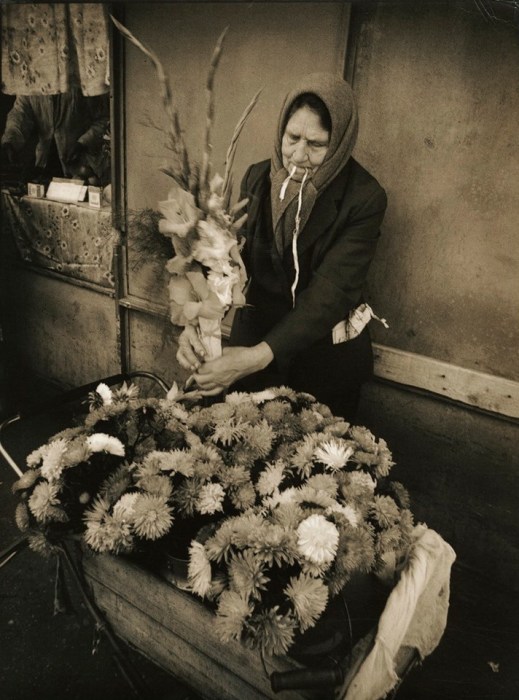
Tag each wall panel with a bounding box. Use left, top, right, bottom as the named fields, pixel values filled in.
left=351, top=3, right=519, bottom=381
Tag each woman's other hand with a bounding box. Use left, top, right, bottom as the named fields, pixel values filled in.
left=192, top=342, right=273, bottom=396
left=176, top=326, right=207, bottom=371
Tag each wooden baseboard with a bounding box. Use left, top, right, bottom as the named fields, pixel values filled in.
left=373, top=344, right=519, bottom=419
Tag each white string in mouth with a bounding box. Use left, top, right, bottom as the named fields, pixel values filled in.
left=290, top=168, right=309, bottom=306
left=279, top=165, right=297, bottom=201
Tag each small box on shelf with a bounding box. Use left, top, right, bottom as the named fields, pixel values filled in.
left=88, top=186, right=102, bottom=209
left=27, top=182, right=45, bottom=199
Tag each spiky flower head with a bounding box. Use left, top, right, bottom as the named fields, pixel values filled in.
left=285, top=573, right=329, bottom=632
left=214, top=589, right=253, bottom=642
left=40, top=438, right=68, bottom=481
left=112, top=381, right=140, bottom=403
left=314, top=438, right=354, bottom=472
left=84, top=516, right=133, bottom=553
left=112, top=493, right=139, bottom=522
left=327, top=503, right=359, bottom=528
left=136, top=474, right=173, bottom=499
left=231, top=482, right=256, bottom=511
left=246, top=607, right=297, bottom=656
left=86, top=433, right=125, bottom=457
left=132, top=494, right=173, bottom=540
left=228, top=549, right=269, bottom=600
left=197, top=482, right=225, bottom=515
left=28, top=482, right=62, bottom=522
left=256, top=460, right=286, bottom=497
left=291, top=433, right=320, bottom=478
left=249, top=523, right=297, bottom=567
left=188, top=541, right=212, bottom=597
left=371, top=495, right=400, bottom=529
left=305, top=473, right=338, bottom=498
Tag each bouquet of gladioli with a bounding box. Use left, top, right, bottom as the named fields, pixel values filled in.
left=112, top=18, right=259, bottom=359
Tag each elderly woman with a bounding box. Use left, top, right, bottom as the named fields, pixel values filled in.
left=177, top=72, right=387, bottom=420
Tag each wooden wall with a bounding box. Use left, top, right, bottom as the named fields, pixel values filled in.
left=349, top=2, right=519, bottom=415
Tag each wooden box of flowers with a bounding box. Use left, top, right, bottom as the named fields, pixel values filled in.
left=11, top=379, right=455, bottom=700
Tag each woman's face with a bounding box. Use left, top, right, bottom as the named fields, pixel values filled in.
left=281, top=106, right=330, bottom=181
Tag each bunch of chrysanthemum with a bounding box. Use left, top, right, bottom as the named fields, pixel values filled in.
left=13, top=380, right=415, bottom=654
left=12, top=381, right=190, bottom=556
left=112, top=17, right=259, bottom=360
left=184, top=387, right=415, bottom=656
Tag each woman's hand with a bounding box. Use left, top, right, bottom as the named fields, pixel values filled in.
left=176, top=326, right=207, bottom=371
left=192, top=342, right=274, bottom=396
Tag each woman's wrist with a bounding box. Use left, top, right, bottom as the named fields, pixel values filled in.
left=247, top=342, right=274, bottom=372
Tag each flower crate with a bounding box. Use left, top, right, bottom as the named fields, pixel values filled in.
left=83, top=552, right=413, bottom=700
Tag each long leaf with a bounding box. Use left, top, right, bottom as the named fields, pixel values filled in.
left=199, top=26, right=229, bottom=204
left=110, top=15, right=190, bottom=188
left=222, top=89, right=262, bottom=206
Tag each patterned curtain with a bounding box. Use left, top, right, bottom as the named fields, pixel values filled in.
left=1, top=3, right=110, bottom=96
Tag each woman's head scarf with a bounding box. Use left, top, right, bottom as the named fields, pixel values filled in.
left=271, top=73, right=359, bottom=252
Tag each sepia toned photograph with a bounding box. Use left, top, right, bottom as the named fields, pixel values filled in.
left=1, top=2, right=518, bottom=699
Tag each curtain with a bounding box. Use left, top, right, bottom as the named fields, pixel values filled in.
left=1, top=3, right=110, bottom=96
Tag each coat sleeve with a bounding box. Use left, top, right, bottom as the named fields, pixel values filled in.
left=1, top=96, right=36, bottom=151
left=263, top=185, right=387, bottom=368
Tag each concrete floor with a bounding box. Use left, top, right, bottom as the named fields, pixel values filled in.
left=1, top=366, right=518, bottom=700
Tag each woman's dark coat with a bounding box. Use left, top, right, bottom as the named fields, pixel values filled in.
left=230, top=157, right=387, bottom=419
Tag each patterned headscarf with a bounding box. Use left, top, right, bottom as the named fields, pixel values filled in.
left=270, top=73, right=359, bottom=252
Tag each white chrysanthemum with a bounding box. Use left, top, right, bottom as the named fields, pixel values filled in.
left=96, top=382, right=113, bottom=405
left=188, top=541, right=212, bottom=597
left=314, top=439, right=354, bottom=472
left=197, top=482, right=225, bottom=515
left=132, top=494, right=173, bottom=540
left=327, top=503, right=359, bottom=527
left=112, top=493, right=139, bottom=522
left=256, top=461, right=285, bottom=496
left=86, top=433, right=125, bottom=456
left=28, top=482, right=60, bottom=521
left=40, top=438, right=68, bottom=481
left=250, top=389, right=277, bottom=404
left=26, top=445, right=49, bottom=468
left=297, top=514, right=339, bottom=566
left=263, top=486, right=298, bottom=510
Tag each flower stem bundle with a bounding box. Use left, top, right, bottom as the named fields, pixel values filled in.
left=111, top=17, right=260, bottom=357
